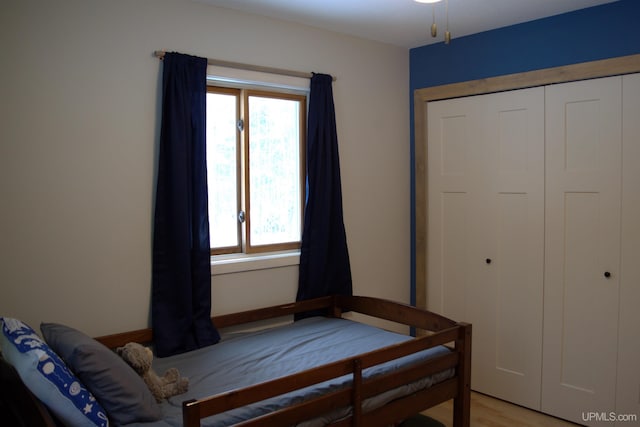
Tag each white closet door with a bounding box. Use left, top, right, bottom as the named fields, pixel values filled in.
left=468, top=88, right=544, bottom=410
left=616, top=73, right=640, bottom=425
left=427, top=96, right=482, bottom=322
left=427, top=88, right=544, bottom=409
left=543, top=76, right=622, bottom=425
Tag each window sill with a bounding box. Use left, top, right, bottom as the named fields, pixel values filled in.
left=211, top=250, right=300, bottom=276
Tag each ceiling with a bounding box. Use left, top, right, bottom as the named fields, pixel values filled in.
left=195, top=0, right=618, bottom=49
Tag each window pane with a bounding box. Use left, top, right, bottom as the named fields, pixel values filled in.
left=248, top=95, right=302, bottom=246
left=207, top=92, right=239, bottom=249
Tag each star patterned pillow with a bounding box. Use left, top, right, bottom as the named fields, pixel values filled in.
left=0, top=317, right=109, bottom=426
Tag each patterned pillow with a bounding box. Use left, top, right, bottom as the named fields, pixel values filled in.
left=0, top=318, right=108, bottom=427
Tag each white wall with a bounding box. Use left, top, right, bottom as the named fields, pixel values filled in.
left=0, top=0, right=410, bottom=336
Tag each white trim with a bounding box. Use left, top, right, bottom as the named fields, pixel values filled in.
left=206, top=65, right=310, bottom=93
left=211, top=250, right=300, bottom=276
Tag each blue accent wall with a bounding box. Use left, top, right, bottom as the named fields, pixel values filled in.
left=410, top=0, right=640, bottom=89
left=409, top=0, right=640, bottom=306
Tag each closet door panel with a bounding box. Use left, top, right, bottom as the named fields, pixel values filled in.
left=469, top=88, right=544, bottom=410
left=495, top=193, right=532, bottom=374
left=427, top=99, right=482, bottom=319
left=616, top=73, right=640, bottom=424
left=437, top=192, right=469, bottom=321
left=543, top=76, right=622, bottom=425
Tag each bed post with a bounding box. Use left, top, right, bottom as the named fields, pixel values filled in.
left=183, top=399, right=200, bottom=427
left=352, top=358, right=363, bottom=426
left=329, top=295, right=343, bottom=318
left=453, top=323, right=472, bottom=427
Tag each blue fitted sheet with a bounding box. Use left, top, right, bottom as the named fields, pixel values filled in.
left=125, top=317, right=453, bottom=427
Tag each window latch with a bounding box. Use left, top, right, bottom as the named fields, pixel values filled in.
left=238, top=210, right=246, bottom=223
left=236, top=119, right=244, bottom=132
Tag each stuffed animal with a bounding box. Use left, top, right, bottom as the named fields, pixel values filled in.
left=116, top=342, right=188, bottom=402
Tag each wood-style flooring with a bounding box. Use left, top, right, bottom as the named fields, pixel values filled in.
left=421, top=392, right=583, bottom=427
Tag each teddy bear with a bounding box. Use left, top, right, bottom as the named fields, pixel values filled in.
left=116, top=342, right=188, bottom=402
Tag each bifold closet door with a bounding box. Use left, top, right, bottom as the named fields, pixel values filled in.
left=426, top=95, right=480, bottom=323
left=427, top=87, right=544, bottom=409
left=543, top=76, right=622, bottom=425
left=616, top=73, right=640, bottom=425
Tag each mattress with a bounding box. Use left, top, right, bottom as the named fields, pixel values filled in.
left=125, top=316, right=454, bottom=426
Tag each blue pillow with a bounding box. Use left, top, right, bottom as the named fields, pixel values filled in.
left=0, top=317, right=108, bottom=427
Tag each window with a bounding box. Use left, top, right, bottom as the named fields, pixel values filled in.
left=206, top=85, right=306, bottom=255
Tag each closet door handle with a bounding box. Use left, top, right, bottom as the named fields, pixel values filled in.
left=604, top=271, right=611, bottom=278
left=485, top=258, right=492, bottom=264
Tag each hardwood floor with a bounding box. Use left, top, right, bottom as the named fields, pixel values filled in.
left=422, top=392, right=583, bottom=427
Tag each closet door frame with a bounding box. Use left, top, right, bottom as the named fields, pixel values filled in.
left=414, top=53, right=640, bottom=314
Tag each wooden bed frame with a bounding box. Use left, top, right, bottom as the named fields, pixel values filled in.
left=3, top=295, right=471, bottom=427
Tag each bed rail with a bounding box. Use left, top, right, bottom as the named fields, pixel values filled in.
left=182, top=324, right=468, bottom=426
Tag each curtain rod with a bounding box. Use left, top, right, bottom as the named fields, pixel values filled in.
left=153, top=51, right=336, bottom=81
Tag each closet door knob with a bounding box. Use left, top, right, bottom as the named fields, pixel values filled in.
left=485, top=258, right=492, bottom=264
left=604, top=271, right=611, bottom=278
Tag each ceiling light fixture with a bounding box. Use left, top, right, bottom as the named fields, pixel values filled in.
left=415, top=0, right=451, bottom=44
left=431, top=3, right=437, bottom=37
left=444, top=0, right=451, bottom=44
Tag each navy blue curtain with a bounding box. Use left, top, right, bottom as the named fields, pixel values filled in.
left=152, top=52, right=220, bottom=357
left=296, top=73, right=352, bottom=311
